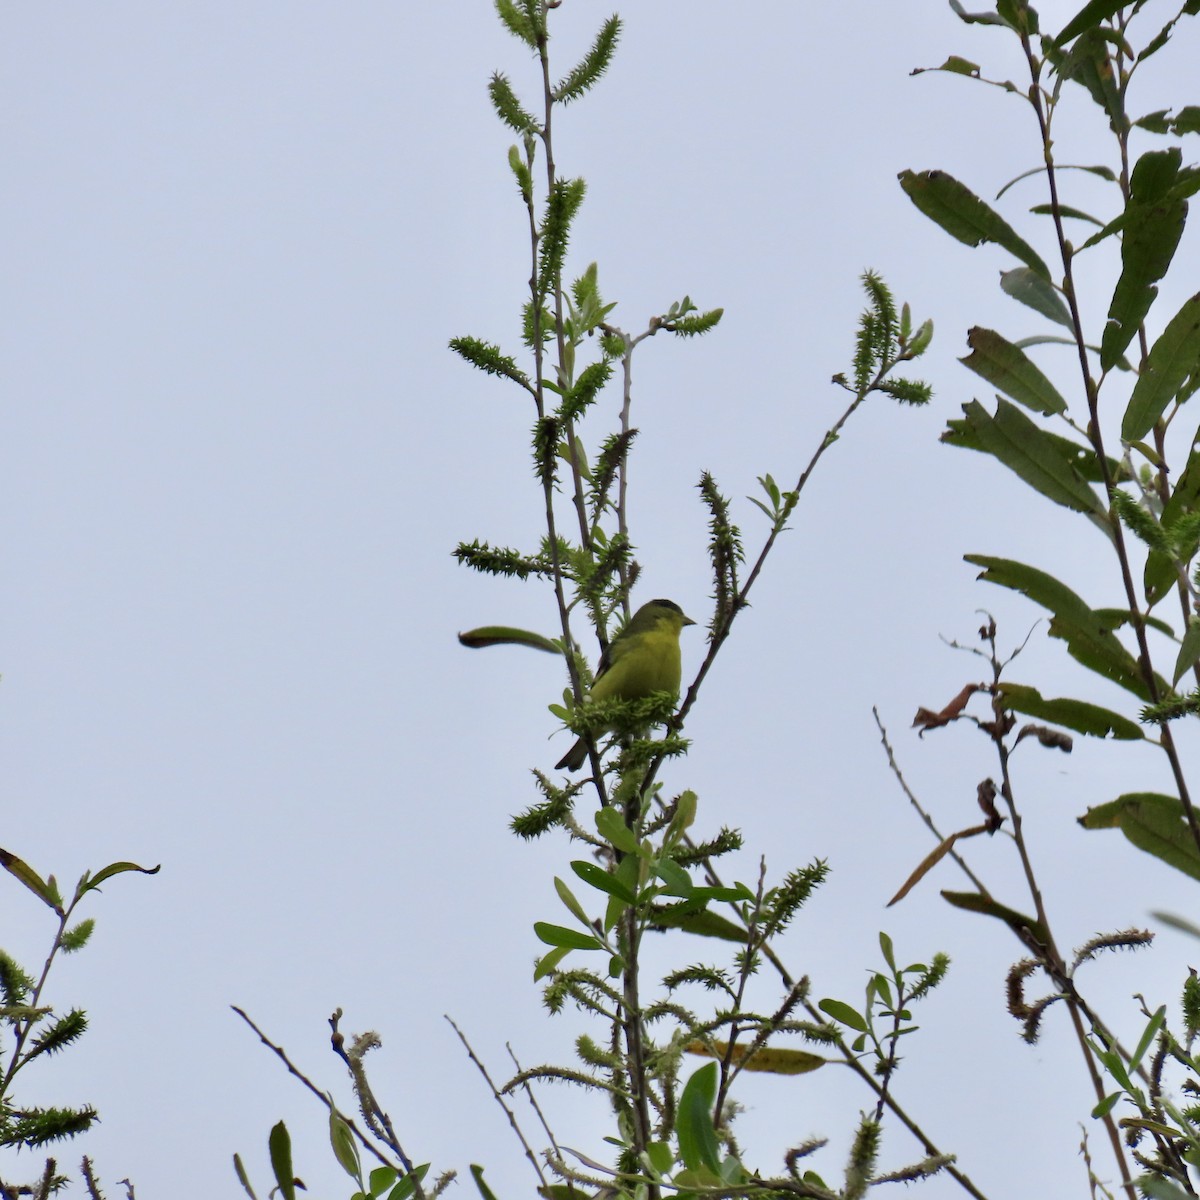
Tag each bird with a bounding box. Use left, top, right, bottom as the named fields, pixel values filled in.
left=555, top=599, right=696, bottom=772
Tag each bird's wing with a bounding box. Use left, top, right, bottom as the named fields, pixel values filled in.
left=593, top=626, right=637, bottom=682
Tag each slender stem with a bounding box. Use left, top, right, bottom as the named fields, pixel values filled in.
left=445, top=1018, right=549, bottom=1188
left=230, top=1006, right=406, bottom=1180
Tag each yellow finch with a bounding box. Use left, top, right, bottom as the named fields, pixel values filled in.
left=555, top=599, right=696, bottom=772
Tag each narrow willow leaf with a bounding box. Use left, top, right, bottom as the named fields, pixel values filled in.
left=329, top=1107, right=360, bottom=1179
left=685, top=1038, right=826, bottom=1075
left=1174, top=619, right=1200, bottom=685
left=469, top=1165, right=500, bottom=1200
left=966, top=555, right=1162, bottom=700
left=233, top=1154, right=258, bottom=1200
left=944, top=409, right=1119, bottom=483
left=888, top=822, right=995, bottom=905
left=0, top=848, right=59, bottom=910
left=1029, top=202, right=1105, bottom=227
left=79, top=859, right=161, bottom=896
left=533, top=945, right=571, bottom=981
left=457, top=625, right=561, bottom=653
left=269, top=1122, right=297, bottom=1200
left=930, top=55, right=981, bottom=75
left=997, top=683, right=1142, bottom=738
left=946, top=400, right=1105, bottom=515
left=1080, top=793, right=1200, bottom=882
left=1101, top=149, right=1187, bottom=370
left=1145, top=444, right=1200, bottom=604
left=941, top=890, right=1048, bottom=943
left=595, top=806, right=642, bottom=855
left=1131, top=1007, right=1167, bottom=1072
left=571, top=858, right=637, bottom=903
left=961, top=327, right=1068, bottom=414
left=369, top=1167, right=398, bottom=1196
left=898, top=170, right=1051, bottom=279
left=1122, top=292, right=1200, bottom=440
left=655, top=858, right=693, bottom=897
left=819, top=998, right=868, bottom=1032
left=533, top=921, right=602, bottom=951
left=554, top=877, right=593, bottom=928
left=1055, top=0, right=1134, bottom=45
left=949, top=0, right=1012, bottom=24
left=1000, top=268, right=1074, bottom=327
left=649, top=904, right=748, bottom=942
left=677, top=1063, right=721, bottom=1173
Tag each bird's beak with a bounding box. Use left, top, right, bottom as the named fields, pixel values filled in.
left=683, top=615, right=697, bottom=626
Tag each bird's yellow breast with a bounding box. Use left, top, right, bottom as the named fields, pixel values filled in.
left=589, top=627, right=683, bottom=703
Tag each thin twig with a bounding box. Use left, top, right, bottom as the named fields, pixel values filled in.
left=872, top=706, right=990, bottom=894
left=230, top=1005, right=397, bottom=1174
left=444, top=1016, right=548, bottom=1189
left=506, top=1043, right=563, bottom=1167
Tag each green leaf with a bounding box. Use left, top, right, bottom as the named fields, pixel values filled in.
left=648, top=904, right=748, bottom=942
left=996, top=682, right=1142, bottom=738
left=898, top=169, right=1051, bottom=279
left=457, top=625, right=561, bottom=653
left=533, top=945, right=571, bottom=981
left=948, top=0, right=1012, bottom=24
left=1175, top=618, right=1200, bottom=685
left=677, top=1062, right=721, bottom=1173
left=0, top=847, right=61, bottom=911
left=1101, top=149, right=1188, bottom=371
left=936, top=55, right=982, bottom=75
left=960, top=327, right=1068, bottom=414
left=1146, top=445, right=1200, bottom=604
left=941, top=890, right=1048, bottom=943
left=329, top=1107, right=362, bottom=1180
left=944, top=408, right=1118, bottom=483
left=1080, top=793, right=1200, bottom=881
left=595, top=806, right=642, bottom=855
left=1130, top=1006, right=1166, bottom=1072
left=78, top=859, right=161, bottom=896
left=654, top=858, right=694, bottom=897
left=1055, top=0, right=1132, bottom=46
left=533, top=921, right=602, bottom=951
left=966, top=555, right=1162, bottom=700
left=999, top=268, right=1073, bottom=328
left=1122, top=292, right=1200, bottom=440
left=469, top=1165, right=500, bottom=1200
left=1140, top=1179, right=1195, bottom=1200
left=571, top=859, right=637, bottom=903
left=369, top=1168, right=398, bottom=1197
left=945, top=400, right=1106, bottom=515
left=554, top=877, right=593, bottom=928
left=819, top=998, right=868, bottom=1032
left=233, top=1153, right=258, bottom=1200
left=269, top=1121, right=297, bottom=1200
left=878, top=930, right=896, bottom=971
left=387, top=1165, right=430, bottom=1200
left=1028, top=202, right=1105, bottom=227
left=688, top=883, right=755, bottom=904
left=664, top=789, right=698, bottom=846
left=645, top=1141, right=675, bottom=1175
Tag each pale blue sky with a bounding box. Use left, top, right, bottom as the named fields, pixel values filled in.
left=3, top=3, right=1199, bottom=1197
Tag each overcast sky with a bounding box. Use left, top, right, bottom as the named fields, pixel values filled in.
left=3, top=3, right=1199, bottom=1198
